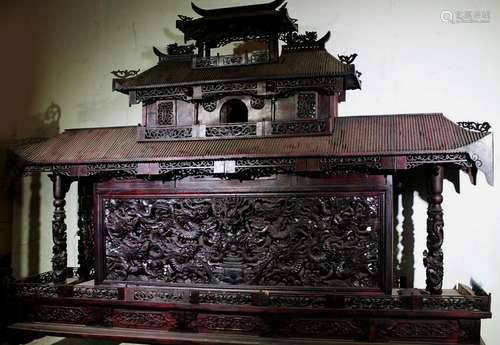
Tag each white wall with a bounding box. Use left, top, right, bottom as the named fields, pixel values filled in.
left=4, top=0, right=499, bottom=342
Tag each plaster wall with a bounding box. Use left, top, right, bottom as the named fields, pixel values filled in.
left=1, top=0, right=499, bottom=342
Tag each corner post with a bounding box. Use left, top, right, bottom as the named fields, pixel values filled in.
left=51, top=174, right=71, bottom=283
left=424, top=165, right=444, bottom=294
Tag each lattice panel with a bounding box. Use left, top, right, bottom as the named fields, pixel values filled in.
left=157, top=101, right=175, bottom=126
left=297, top=92, right=317, bottom=118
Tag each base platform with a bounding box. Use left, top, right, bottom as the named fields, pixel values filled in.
left=8, top=271, right=492, bottom=345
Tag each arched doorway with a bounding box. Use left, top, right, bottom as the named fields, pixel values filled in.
left=220, top=99, right=248, bottom=123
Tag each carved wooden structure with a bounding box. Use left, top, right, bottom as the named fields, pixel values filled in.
left=8, top=1, right=493, bottom=344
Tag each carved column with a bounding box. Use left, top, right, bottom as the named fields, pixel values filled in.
left=51, top=174, right=71, bottom=283
left=423, top=165, right=444, bottom=294
left=77, top=180, right=94, bottom=281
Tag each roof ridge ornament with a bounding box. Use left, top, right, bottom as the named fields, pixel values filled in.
left=457, top=121, right=491, bottom=133
left=282, top=31, right=331, bottom=51
left=338, top=53, right=358, bottom=64
left=110, top=69, right=140, bottom=79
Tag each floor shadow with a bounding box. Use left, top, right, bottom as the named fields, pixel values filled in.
left=10, top=102, right=61, bottom=278
left=53, top=338, right=121, bottom=345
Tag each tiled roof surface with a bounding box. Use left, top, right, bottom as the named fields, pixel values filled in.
left=115, top=49, right=358, bottom=90
left=11, top=114, right=487, bottom=166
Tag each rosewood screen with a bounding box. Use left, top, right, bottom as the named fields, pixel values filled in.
left=95, top=175, right=392, bottom=292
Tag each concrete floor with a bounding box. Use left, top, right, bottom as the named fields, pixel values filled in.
left=20, top=338, right=139, bottom=345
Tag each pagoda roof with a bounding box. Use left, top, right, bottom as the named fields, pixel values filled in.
left=11, top=114, right=492, bottom=185
left=190, top=0, right=287, bottom=17
left=176, top=1, right=297, bottom=45
left=114, top=48, right=360, bottom=92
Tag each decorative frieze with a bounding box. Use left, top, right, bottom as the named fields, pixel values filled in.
left=405, top=153, right=471, bottom=170
left=143, top=127, right=192, bottom=140
left=205, top=123, right=257, bottom=137
left=272, top=119, right=327, bottom=135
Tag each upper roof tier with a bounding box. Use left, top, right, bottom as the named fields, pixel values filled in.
left=177, top=0, right=298, bottom=46
left=113, top=45, right=360, bottom=94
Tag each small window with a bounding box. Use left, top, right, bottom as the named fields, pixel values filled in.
left=157, top=101, right=175, bottom=126
left=220, top=99, right=248, bottom=123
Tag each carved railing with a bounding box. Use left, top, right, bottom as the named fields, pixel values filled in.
left=193, top=51, right=270, bottom=69
left=14, top=270, right=492, bottom=313
left=138, top=119, right=331, bottom=141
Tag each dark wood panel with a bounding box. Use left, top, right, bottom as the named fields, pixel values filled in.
left=94, top=174, right=393, bottom=293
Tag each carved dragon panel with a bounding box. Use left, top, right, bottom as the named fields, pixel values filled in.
left=103, top=194, right=383, bottom=288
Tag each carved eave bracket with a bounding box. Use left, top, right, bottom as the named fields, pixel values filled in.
left=463, top=133, right=494, bottom=186
left=281, top=31, right=331, bottom=52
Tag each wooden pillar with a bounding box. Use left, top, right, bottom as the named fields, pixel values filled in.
left=424, top=165, right=444, bottom=294
left=194, top=102, right=199, bottom=125
left=51, top=174, right=71, bottom=283
left=204, top=42, right=211, bottom=58
left=196, top=41, right=203, bottom=57
left=77, top=180, right=94, bottom=281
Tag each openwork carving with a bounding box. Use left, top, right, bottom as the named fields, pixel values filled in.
left=35, top=306, right=96, bottom=324
left=272, top=119, right=327, bottom=135
left=289, top=319, right=363, bottom=337
left=113, top=311, right=174, bottom=329
left=133, top=289, right=186, bottom=303
left=268, top=294, right=326, bottom=308
left=344, top=296, right=405, bottom=310
left=320, top=156, right=383, bottom=174
left=103, top=195, right=382, bottom=288
left=16, top=284, right=58, bottom=298
left=195, top=314, right=266, bottom=333
left=198, top=291, right=253, bottom=306
left=297, top=92, right=317, bottom=118
left=201, top=82, right=258, bottom=98
left=269, top=77, right=338, bottom=95
left=457, top=121, right=491, bottom=133
left=135, top=86, right=191, bottom=103
left=422, top=296, right=485, bottom=312
left=250, top=96, right=265, bottom=110
left=158, top=160, right=214, bottom=178
left=157, top=101, right=175, bottom=126
left=234, top=158, right=296, bottom=178
left=86, top=163, right=138, bottom=176
left=194, top=52, right=270, bottom=69
left=205, top=123, right=257, bottom=137
left=405, top=153, right=471, bottom=169
left=144, top=127, right=192, bottom=140
left=202, top=100, right=217, bottom=112
left=73, top=286, right=118, bottom=300
left=380, top=320, right=462, bottom=339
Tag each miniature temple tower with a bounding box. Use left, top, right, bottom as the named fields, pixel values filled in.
left=8, top=1, right=494, bottom=344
